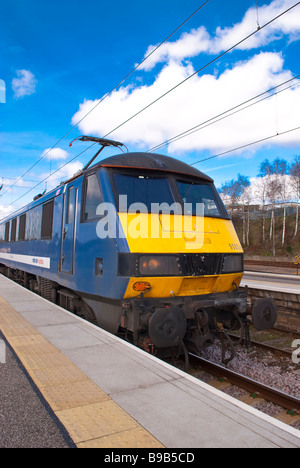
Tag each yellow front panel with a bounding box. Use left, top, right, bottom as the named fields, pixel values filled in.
left=118, top=213, right=242, bottom=254
left=124, top=273, right=244, bottom=299
left=120, top=213, right=243, bottom=299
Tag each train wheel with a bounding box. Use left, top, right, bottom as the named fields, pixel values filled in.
left=251, top=298, right=277, bottom=331
left=78, top=301, right=98, bottom=325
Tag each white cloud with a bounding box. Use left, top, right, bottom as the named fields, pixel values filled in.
left=71, top=52, right=300, bottom=156
left=139, top=0, right=300, bottom=70
left=70, top=0, right=300, bottom=163
left=42, top=161, right=83, bottom=191
left=235, top=174, right=298, bottom=205
left=12, top=69, right=37, bottom=99
left=140, top=26, right=211, bottom=71
left=209, top=0, right=300, bottom=53
left=0, top=204, right=14, bottom=220
left=41, top=147, right=69, bottom=161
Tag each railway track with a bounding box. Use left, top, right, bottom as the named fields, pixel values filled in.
left=166, top=327, right=300, bottom=428
left=229, top=333, right=293, bottom=359
left=188, top=353, right=300, bottom=413
left=171, top=336, right=300, bottom=430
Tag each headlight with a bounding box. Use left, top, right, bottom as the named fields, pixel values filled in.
left=118, top=253, right=181, bottom=277
left=221, top=254, right=243, bottom=274
left=139, top=256, right=181, bottom=276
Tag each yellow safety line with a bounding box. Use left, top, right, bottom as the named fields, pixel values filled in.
left=0, top=296, right=164, bottom=448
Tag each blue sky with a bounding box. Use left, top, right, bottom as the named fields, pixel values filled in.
left=1, top=0, right=300, bottom=217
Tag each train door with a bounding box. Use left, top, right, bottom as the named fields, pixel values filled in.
left=60, top=184, right=78, bottom=274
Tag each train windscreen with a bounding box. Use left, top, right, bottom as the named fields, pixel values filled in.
left=112, top=171, right=228, bottom=218
left=113, top=173, right=175, bottom=212
left=176, top=180, right=226, bottom=218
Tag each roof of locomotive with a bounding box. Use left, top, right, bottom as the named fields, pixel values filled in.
left=92, top=152, right=213, bottom=182
left=0, top=152, right=213, bottom=224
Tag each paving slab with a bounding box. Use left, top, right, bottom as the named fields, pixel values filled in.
left=0, top=274, right=300, bottom=448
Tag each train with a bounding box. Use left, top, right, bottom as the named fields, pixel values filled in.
left=0, top=136, right=277, bottom=363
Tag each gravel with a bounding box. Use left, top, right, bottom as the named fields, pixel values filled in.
left=198, top=340, right=300, bottom=418
left=201, top=342, right=300, bottom=396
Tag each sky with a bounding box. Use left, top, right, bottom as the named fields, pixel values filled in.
left=1, top=0, right=300, bottom=218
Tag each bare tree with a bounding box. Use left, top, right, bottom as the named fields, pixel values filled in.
left=235, top=175, right=250, bottom=245
left=290, top=156, right=300, bottom=237
left=273, top=158, right=289, bottom=246
left=259, top=160, right=278, bottom=255
left=220, top=179, right=240, bottom=215
left=259, top=158, right=289, bottom=252
left=255, top=174, right=268, bottom=244
left=220, top=175, right=250, bottom=245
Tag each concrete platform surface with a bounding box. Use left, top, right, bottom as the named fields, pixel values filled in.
left=0, top=274, right=300, bottom=448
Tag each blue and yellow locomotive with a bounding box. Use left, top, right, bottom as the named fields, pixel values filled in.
left=0, top=137, right=277, bottom=362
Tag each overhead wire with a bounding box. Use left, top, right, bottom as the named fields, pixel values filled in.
left=1, top=1, right=210, bottom=200
left=190, top=125, right=300, bottom=166
left=100, top=1, right=300, bottom=140
left=5, top=1, right=300, bottom=207
left=8, top=145, right=94, bottom=207
left=147, top=74, right=300, bottom=153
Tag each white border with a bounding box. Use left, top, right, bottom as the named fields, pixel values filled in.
left=0, top=252, right=50, bottom=269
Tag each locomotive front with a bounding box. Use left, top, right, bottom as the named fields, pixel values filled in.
left=0, top=135, right=277, bottom=363
left=99, top=152, right=274, bottom=363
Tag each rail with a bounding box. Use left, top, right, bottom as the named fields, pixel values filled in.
left=188, top=353, right=300, bottom=412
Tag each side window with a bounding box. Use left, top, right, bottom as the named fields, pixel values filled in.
left=25, top=205, right=42, bottom=240
left=11, top=218, right=17, bottom=242
left=18, top=214, right=26, bottom=241
left=41, top=200, right=54, bottom=239
left=0, top=224, right=5, bottom=241
left=5, top=222, right=10, bottom=242
left=66, top=186, right=75, bottom=224
left=82, top=173, right=103, bottom=221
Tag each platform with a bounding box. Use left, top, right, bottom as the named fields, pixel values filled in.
left=0, top=274, right=300, bottom=448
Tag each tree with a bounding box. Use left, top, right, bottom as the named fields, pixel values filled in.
left=220, top=175, right=250, bottom=245
left=220, top=179, right=240, bottom=214
left=255, top=173, right=268, bottom=244
left=259, top=158, right=289, bottom=251
left=273, top=158, right=289, bottom=246
left=259, top=159, right=280, bottom=255
left=290, top=156, right=300, bottom=237
left=235, top=175, right=250, bottom=245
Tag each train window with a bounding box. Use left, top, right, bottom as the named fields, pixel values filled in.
left=113, top=173, right=175, bottom=212
left=25, top=205, right=42, bottom=240
left=41, top=200, right=54, bottom=239
left=18, top=214, right=26, bottom=241
left=11, top=218, right=17, bottom=242
left=82, top=173, right=103, bottom=221
left=5, top=222, right=10, bottom=242
left=0, top=224, right=5, bottom=242
left=176, top=180, right=226, bottom=218
left=66, top=186, right=75, bottom=224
